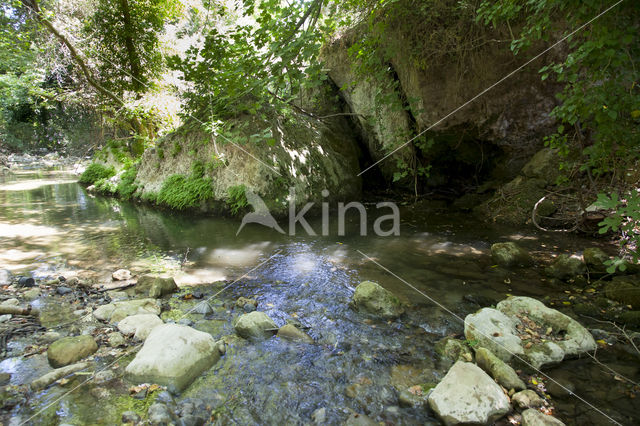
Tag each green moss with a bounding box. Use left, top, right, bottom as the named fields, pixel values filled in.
left=157, top=173, right=214, bottom=210
left=79, top=163, right=116, bottom=185
left=226, top=185, right=248, bottom=215
left=113, top=387, right=161, bottom=420
left=157, top=148, right=164, bottom=160
left=171, top=141, right=182, bottom=157
left=116, top=167, right=138, bottom=200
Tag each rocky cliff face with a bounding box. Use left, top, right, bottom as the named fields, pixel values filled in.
left=321, top=20, right=560, bottom=194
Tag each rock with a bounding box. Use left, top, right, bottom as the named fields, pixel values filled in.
left=398, top=388, right=429, bottom=407
left=512, top=389, right=545, bottom=409
left=0, top=372, right=10, bottom=386
left=276, top=324, right=314, bottom=343
left=243, top=303, right=256, bottom=313
left=135, top=274, right=178, bottom=298
left=112, top=269, right=132, bottom=281
left=546, top=372, right=575, bottom=399
left=117, top=314, right=163, bottom=340
left=233, top=311, right=277, bottom=339
left=1, top=298, right=19, bottom=307
left=93, top=369, right=115, bottom=384
left=521, top=409, right=565, bottom=426
left=344, top=412, right=378, bottom=426
left=56, top=286, right=73, bottom=295
left=583, top=248, right=609, bottom=273
left=0, top=314, right=11, bottom=323
left=236, top=297, right=257, bottom=309
left=23, top=288, right=41, bottom=300
left=521, top=148, right=560, bottom=183
left=545, top=255, right=586, bottom=281
left=178, top=318, right=194, bottom=326
left=148, top=402, right=173, bottom=425
left=311, top=407, right=326, bottom=424
left=121, top=411, right=141, bottom=424
left=618, top=311, right=640, bottom=327
left=0, top=269, right=12, bottom=286
left=125, top=324, right=222, bottom=393
left=193, top=301, right=213, bottom=315
left=465, top=296, right=597, bottom=369
left=434, top=336, right=473, bottom=364
left=93, top=298, right=161, bottom=323
left=17, top=276, right=35, bottom=287
left=428, top=361, right=510, bottom=425
left=605, top=276, right=640, bottom=307
left=47, top=335, right=98, bottom=368
left=41, top=331, right=62, bottom=343
left=107, top=290, right=128, bottom=301
left=491, top=242, right=533, bottom=268
left=351, top=281, right=404, bottom=319
left=475, top=347, right=526, bottom=390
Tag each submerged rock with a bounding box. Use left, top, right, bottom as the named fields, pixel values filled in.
left=135, top=275, right=178, bottom=298
left=93, top=298, right=161, bottom=323
left=125, top=324, right=223, bottom=393
left=351, top=281, right=404, bottom=319
left=582, top=248, right=609, bottom=273
left=475, top=347, right=526, bottom=391
left=545, top=255, right=586, bottom=281
left=117, top=314, right=164, bottom=340
left=605, top=276, right=640, bottom=307
left=491, top=242, right=533, bottom=268
left=428, top=361, right=510, bottom=425
left=47, top=335, right=98, bottom=368
left=276, top=324, right=313, bottom=343
left=465, top=296, right=596, bottom=369
left=233, top=311, right=277, bottom=339
left=521, top=408, right=565, bottom=426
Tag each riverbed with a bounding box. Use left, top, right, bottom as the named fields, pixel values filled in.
left=0, top=165, right=638, bottom=425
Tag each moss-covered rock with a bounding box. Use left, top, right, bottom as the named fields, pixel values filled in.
left=434, top=337, right=473, bottom=365
left=545, top=254, right=586, bottom=281
left=605, top=277, right=640, bottom=307
left=583, top=248, right=610, bottom=273
left=233, top=311, right=277, bottom=340
left=475, top=347, right=526, bottom=391
left=618, top=311, right=640, bottom=328
left=490, top=242, right=533, bottom=268
left=134, top=275, right=178, bottom=298
left=47, top=335, right=98, bottom=368
left=351, top=281, right=405, bottom=319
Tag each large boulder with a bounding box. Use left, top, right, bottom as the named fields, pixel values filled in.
left=93, top=298, right=161, bottom=323
left=351, top=281, right=404, bottom=319
left=125, top=324, right=223, bottom=393
left=428, top=361, right=510, bottom=425
left=465, top=296, right=596, bottom=369
left=545, top=255, right=586, bottom=281
left=233, top=311, right=277, bottom=339
left=475, top=347, right=526, bottom=391
left=47, top=335, right=98, bottom=368
left=491, top=242, right=533, bottom=268
left=134, top=275, right=178, bottom=298
left=117, top=314, right=164, bottom=340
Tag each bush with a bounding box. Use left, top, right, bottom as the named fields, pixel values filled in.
left=79, top=163, right=115, bottom=185
left=116, top=167, right=138, bottom=200
left=94, top=177, right=117, bottom=194
left=156, top=173, right=214, bottom=210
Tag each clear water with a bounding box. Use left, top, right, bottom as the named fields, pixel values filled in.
left=0, top=169, right=638, bottom=425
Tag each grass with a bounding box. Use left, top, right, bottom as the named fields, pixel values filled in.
left=156, top=173, right=214, bottom=210
left=116, top=167, right=138, bottom=200
left=227, top=184, right=248, bottom=215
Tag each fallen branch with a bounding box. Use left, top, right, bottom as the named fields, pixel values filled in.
left=31, top=362, right=91, bottom=391
left=0, top=305, right=39, bottom=316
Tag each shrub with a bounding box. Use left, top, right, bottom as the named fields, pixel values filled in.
left=79, top=163, right=115, bottom=185
left=116, top=167, right=138, bottom=200
left=156, top=173, right=214, bottom=210
left=94, top=177, right=117, bottom=194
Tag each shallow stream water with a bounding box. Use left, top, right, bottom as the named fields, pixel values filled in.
left=0, top=168, right=638, bottom=425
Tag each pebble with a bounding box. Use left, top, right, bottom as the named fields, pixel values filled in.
left=243, top=303, right=256, bottom=313
left=192, top=291, right=204, bottom=299
left=57, top=286, right=73, bottom=295
left=93, top=370, right=115, bottom=384
left=108, top=332, right=126, bottom=348
left=311, top=407, right=326, bottom=424
left=193, top=301, right=213, bottom=315
left=122, top=411, right=141, bottom=424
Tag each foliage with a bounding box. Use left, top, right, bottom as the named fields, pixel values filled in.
left=156, top=171, right=214, bottom=210
left=79, top=163, right=116, bottom=185
left=170, top=0, right=332, bottom=122
left=477, top=0, right=640, bottom=267
left=226, top=184, right=248, bottom=215
left=87, top=0, right=181, bottom=94
left=596, top=191, right=640, bottom=272
left=94, top=177, right=117, bottom=194
left=116, top=166, right=139, bottom=200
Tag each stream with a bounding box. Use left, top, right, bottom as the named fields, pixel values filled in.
left=0, top=166, right=639, bottom=425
